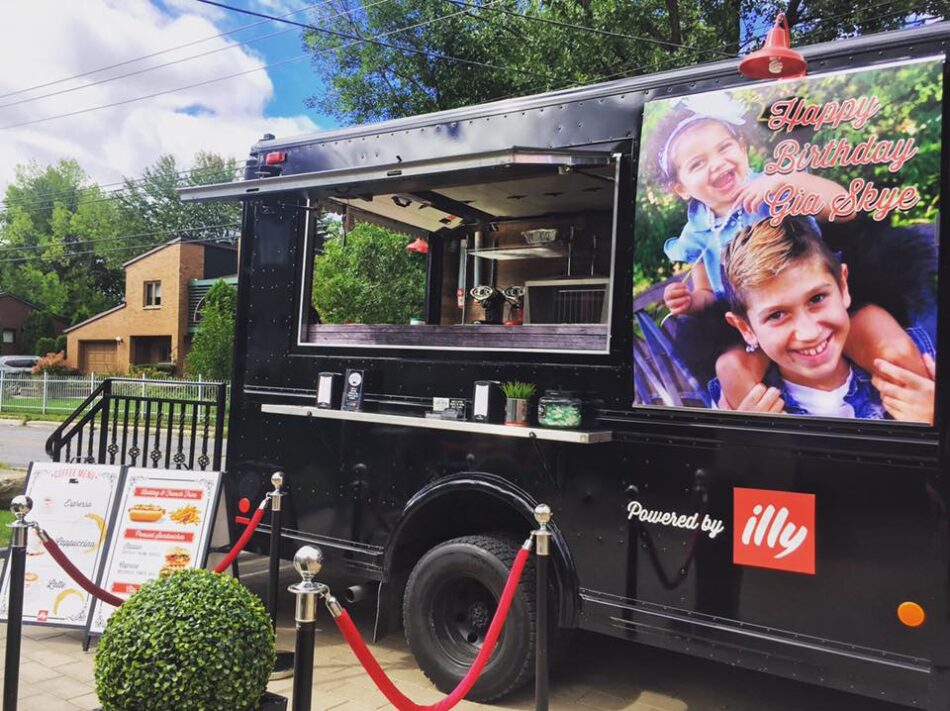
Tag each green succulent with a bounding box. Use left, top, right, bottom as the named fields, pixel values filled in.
left=501, top=381, right=537, bottom=400
left=95, top=569, right=275, bottom=711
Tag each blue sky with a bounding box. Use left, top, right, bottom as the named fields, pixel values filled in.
left=0, top=0, right=334, bottom=192
left=156, top=0, right=337, bottom=125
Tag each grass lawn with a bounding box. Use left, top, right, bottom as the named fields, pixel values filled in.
left=0, top=396, right=86, bottom=416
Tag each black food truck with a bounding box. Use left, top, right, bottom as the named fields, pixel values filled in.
left=181, top=23, right=950, bottom=709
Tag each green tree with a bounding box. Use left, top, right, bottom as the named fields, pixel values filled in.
left=115, top=152, right=241, bottom=247
left=312, top=221, right=426, bottom=324
left=21, top=311, right=56, bottom=356
left=0, top=160, right=124, bottom=323
left=187, top=280, right=238, bottom=380
left=302, top=0, right=943, bottom=124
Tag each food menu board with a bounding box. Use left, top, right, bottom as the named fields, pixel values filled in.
left=0, top=463, right=123, bottom=628
left=89, top=467, right=221, bottom=635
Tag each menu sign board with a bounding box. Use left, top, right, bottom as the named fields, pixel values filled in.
left=89, top=467, right=221, bottom=635
left=0, top=463, right=122, bottom=628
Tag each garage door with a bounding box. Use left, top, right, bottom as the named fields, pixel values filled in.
left=79, top=341, right=117, bottom=374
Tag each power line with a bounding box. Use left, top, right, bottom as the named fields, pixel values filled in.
left=796, top=0, right=942, bottom=28
left=193, top=0, right=554, bottom=79
left=0, top=0, right=551, bottom=132
left=0, top=164, right=240, bottom=214
left=0, top=225, right=240, bottom=265
left=0, top=219, right=239, bottom=255
left=0, top=0, right=397, bottom=111
left=0, top=55, right=310, bottom=132
left=440, top=0, right=736, bottom=59
left=0, top=1, right=321, bottom=101
left=502, top=8, right=945, bottom=103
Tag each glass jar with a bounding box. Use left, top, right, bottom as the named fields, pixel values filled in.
left=537, top=391, right=582, bottom=429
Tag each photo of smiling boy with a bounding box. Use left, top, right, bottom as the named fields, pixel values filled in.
left=719, top=218, right=935, bottom=423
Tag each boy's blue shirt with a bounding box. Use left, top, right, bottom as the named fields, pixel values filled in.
left=663, top=171, right=772, bottom=296
left=708, top=325, right=936, bottom=420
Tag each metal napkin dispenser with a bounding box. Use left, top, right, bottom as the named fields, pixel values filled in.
left=472, top=381, right=505, bottom=423
left=316, top=372, right=342, bottom=409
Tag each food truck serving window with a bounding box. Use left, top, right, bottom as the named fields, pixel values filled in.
left=298, top=149, right=621, bottom=353
left=631, top=55, right=943, bottom=426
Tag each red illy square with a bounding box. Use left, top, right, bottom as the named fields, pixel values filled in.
left=733, top=488, right=816, bottom=575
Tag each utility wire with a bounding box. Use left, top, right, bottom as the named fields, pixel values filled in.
left=0, top=0, right=550, bottom=132
left=0, top=0, right=396, bottom=111
left=440, top=0, right=736, bottom=59
left=0, top=218, right=239, bottom=255
left=193, top=0, right=554, bottom=78
left=737, top=1, right=947, bottom=52
left=0, top=224, right=240, bottom=265
left=0, top=165, right=240, bottom=214
left=0, top=1, right=321, bottom=101
left=501, top=7, right=944, bottom=103
left=0, top=54, right=307, bottom=131
left=796, top=0, right=943, bottom=28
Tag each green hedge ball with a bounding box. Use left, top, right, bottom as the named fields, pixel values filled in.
left=95, top=569, right=275, bottom=711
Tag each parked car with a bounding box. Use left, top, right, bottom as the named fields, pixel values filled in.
left=0, top=355, right=40, bottom=373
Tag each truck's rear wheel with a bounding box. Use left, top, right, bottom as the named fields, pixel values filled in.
left=402, top=534, right=536, bottom=702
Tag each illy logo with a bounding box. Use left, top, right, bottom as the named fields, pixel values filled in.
left=733, top=488, right=815, bottom=575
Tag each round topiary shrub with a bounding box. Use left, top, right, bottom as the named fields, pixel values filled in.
left=95, top=569, right=275, bottom=711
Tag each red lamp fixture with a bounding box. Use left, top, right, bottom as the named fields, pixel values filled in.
left=739, top=13, right=807, bottom=80
left=406, top=237, right=429, bottom=254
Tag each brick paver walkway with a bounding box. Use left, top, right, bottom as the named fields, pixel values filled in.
left=0, top=561, right=907, bottom=711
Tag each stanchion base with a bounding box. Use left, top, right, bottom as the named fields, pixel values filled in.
left=269, top=650, right=296, bottom=680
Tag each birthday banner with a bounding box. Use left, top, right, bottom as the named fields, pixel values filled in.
left=633, top=56, right=942, bottom=424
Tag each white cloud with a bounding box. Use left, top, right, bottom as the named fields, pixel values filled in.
left=0, top=0, right=320, bottom=193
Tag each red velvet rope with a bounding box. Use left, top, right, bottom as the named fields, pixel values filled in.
left=334, top=545, right=532, bottom=711
left=40, top=532, right=125, bottom=608
left=214, top=506, right=267, bottom=574
left=36, top=499, right=268, bottom=607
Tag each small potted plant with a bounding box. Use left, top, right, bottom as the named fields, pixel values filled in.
left=95, top=569, right=286, bottom=711
left=501, top=381, right=536, bottom=426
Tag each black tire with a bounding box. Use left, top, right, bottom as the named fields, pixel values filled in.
left=403, top=534, right=536, bottom=702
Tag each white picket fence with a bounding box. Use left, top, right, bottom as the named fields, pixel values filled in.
left=0, top=372, right=230, bottom=416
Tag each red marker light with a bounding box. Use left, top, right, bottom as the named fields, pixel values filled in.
left=238, top=497, right=251, bottom=513
left=264, top=151, right=287, bottom=165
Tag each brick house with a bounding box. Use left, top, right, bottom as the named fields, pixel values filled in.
left=0, top=293, right=67, bottom=356
left=64, top=239, right=237, bottom=374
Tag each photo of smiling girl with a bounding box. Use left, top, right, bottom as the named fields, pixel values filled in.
left=716, top=217, right=935, bottom=423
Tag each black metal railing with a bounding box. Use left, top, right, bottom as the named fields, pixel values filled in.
left=45, top=378, right=227, bottom=470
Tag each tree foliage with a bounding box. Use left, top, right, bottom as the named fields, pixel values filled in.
left=312, top=221, right=426, bottom=324
left=22, top=311, right=57, bottom=356
left=0, top=153, right=240, bottom=327
left=0, top=160, right=124, bottom=324
left=187, top=280, right=237, bottom=380
left=115, top=152, right=240, bottom=247
left=302, top=0, right=945, bottom=124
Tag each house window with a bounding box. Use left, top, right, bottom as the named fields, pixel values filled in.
left=301, top=149, right=620, bottom=353
left=144, top=281, right=162, bottom=307
left=2, top=329, right=14, bottom=344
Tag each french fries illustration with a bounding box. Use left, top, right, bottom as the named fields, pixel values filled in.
left=169, top=505, right=201, bottom=525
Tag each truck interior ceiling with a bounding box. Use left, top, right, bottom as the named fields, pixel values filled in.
left=300, top=148, right=620, bottom=353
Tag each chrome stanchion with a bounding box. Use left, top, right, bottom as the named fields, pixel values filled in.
left=4, top=496, right=33, bottom=711
left=533, top=504, right=552, bottom=711
left=288, top=546, right=325, bottom=711
left=268, top=472, right=295, bottom=680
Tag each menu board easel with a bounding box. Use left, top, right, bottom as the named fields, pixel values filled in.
left=0, top=462, right=124, bottom=629
left=87, top=467, right=222, bottom=637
